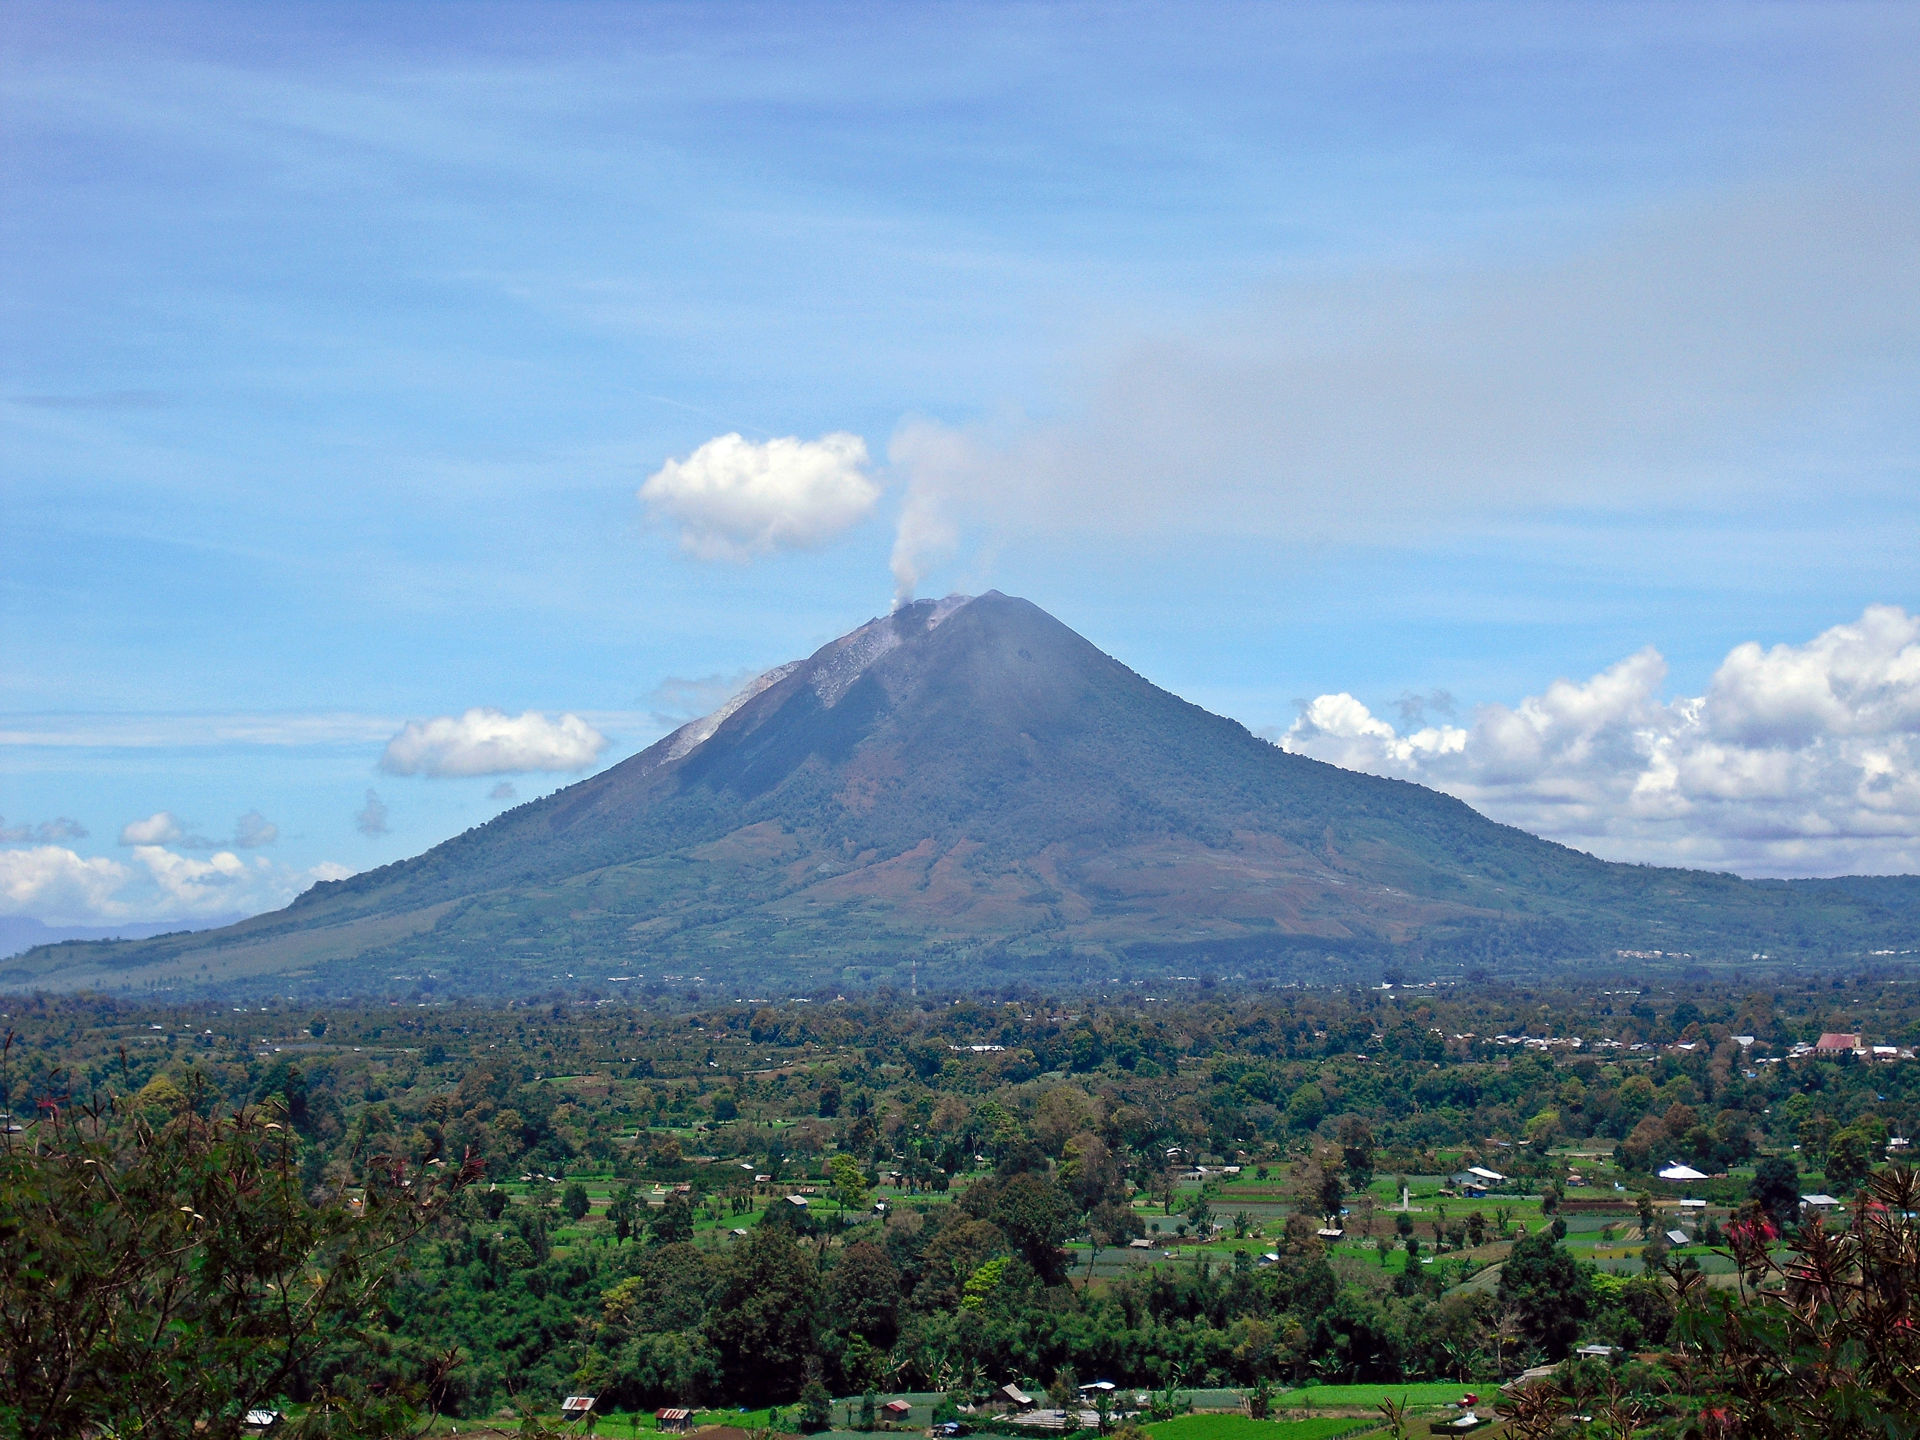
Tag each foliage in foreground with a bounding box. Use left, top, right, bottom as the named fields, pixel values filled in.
left=0, top=1065, right=479, bottom=1440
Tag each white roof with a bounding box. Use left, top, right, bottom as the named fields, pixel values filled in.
left=1658, top=1162, right=1708, bottom=1181
left=1466, top=1166, right=1506, bottom=1182
left=1678, top=1198, right=1708, bottom=1207
left=1803, top=1193, right=1841, bottom=1206
left=1665, top=1229, right=1691, bottom=1246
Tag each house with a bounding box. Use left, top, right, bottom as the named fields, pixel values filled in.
left=1817, top=1032, right=1864, bottom=1053
left=1802, top=1193, right=1842, bottom=1211
left=1127, top=1237, right=1154, bottom=1249
left=561, top=1396, right=597, bottom=1416
left=1317, top=1226, right=1345, bottom=1240
left=882, top=1400, right=914, bottom=1419
left=1450, top=1166, right=1505, bottom=1196
left=1657, top=1162, right=1708, bottom=1182
left=242, top=1413, right=283, bottom=1435
left=1576, top=1345, right=1618, bottom=1359
left=994, top=1384, right=1034, bottom=1409
left=657, top=1407, right=694, bottom=1432
left=1665, top=1229, right=1691, bottom=1247
left=785, top=1194, right=810, bottom=1208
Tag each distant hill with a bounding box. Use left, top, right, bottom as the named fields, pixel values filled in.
left=0, top=914, right=244, bottom=960
left=9, top=592, right=1918, bottom=997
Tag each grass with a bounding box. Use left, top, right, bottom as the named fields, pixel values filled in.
left=1273, top=1383, right=1475, bottom=1410
left=1145, top=1418, right=1382, bottom=1440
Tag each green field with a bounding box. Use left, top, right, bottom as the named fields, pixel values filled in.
left=1145, top=1417, right=1382, bottom=1440
left=1274, top=1383, right=1476, bottom=1410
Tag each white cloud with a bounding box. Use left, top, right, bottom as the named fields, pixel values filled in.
left=0, top=842, right=350, bottom=926
left=379, top=708, right=607, bottom=777
left=640, top=432, right=881, bottom=561
left=130, top=845, right=251, bottom=912
left=1282, top=605, right=1920, bottom=877
left=0, top=846, right=132, bottom=924
left=119, top=811, right=183, bottom=845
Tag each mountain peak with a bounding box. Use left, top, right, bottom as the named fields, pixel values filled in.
left=11, top=591, right=1918, bottom=997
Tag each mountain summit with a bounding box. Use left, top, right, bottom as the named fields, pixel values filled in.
left=14, top=592, right=1918, bottom=995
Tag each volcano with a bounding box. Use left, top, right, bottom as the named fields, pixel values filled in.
left=13, top=592, right=1919, bottom=995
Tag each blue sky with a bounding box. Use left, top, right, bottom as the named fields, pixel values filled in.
left=4, top=2, right=1919, bottom=926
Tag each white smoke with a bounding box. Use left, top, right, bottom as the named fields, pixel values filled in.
left=887, top=418, right=965, bottom=608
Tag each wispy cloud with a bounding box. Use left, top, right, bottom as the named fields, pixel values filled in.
left=889, top=154, right=1920, bottom=576
left=354, top=790, right=390, bottom=837
left=0, top=713, right=402, bottom=749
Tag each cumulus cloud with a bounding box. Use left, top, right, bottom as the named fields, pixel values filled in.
left=355, top=789, right=390, bottom=836
left=117, top=809, right=279, bottom=850
left=119, top=811, right=184, bottom=845
left=0, top=846, right=133, bottom=923
left=380, top=709, right=607, bottom=777
left=0, top=815, right=89, bottom=844
left=1282, top=605, right=1920, bottom=877
left=0, top=842, right=350, bottom=926
left=640, top=432, right=881, bottom=561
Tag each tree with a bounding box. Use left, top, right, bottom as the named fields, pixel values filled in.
left=653, top=1191, right=696, bottom=1245
left=1825, top=1126, right=1877, bottom=1196
left=1497, top=1229, right=1592, bottom=1361
left=827, top=1240, right=901, bottom=1348
left=798, top=1377, right=832, bottom=1432
left=0, top=1085, right=478, bottom=1439
left=609, top=1185, right=641, bottom=1244
left=562, top=1181, right=591, bottom=1222
left=828, top=1152, right=871, bottom=1211
left=962, top=1170, right=1078, bottom=1283
left=704, top=1224, right=820, bottom=1403
left=1339, top=1116, right=1376, bottom=1191
left=1749, top=1155, right=1800, bottom=1232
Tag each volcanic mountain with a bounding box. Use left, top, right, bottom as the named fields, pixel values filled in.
left=13, top=592, right=1919, bottom=996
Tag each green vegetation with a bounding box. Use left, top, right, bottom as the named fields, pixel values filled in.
left=8, top=972, right=1920, bottom=1433
left=1145, top=1417, right=1376, bottom=1440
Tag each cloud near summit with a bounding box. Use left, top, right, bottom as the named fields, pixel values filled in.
left=380, top=708, right=607, bottom=777
left=640, top=432, right=880, bottom=561
left=1283, top=605, right=1920, bottom=877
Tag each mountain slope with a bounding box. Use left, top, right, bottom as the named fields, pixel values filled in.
left=11, top=592, right=1919, bottom=995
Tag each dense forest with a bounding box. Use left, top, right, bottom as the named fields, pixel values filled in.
left=7, top=971, right=1920, bottom=1435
